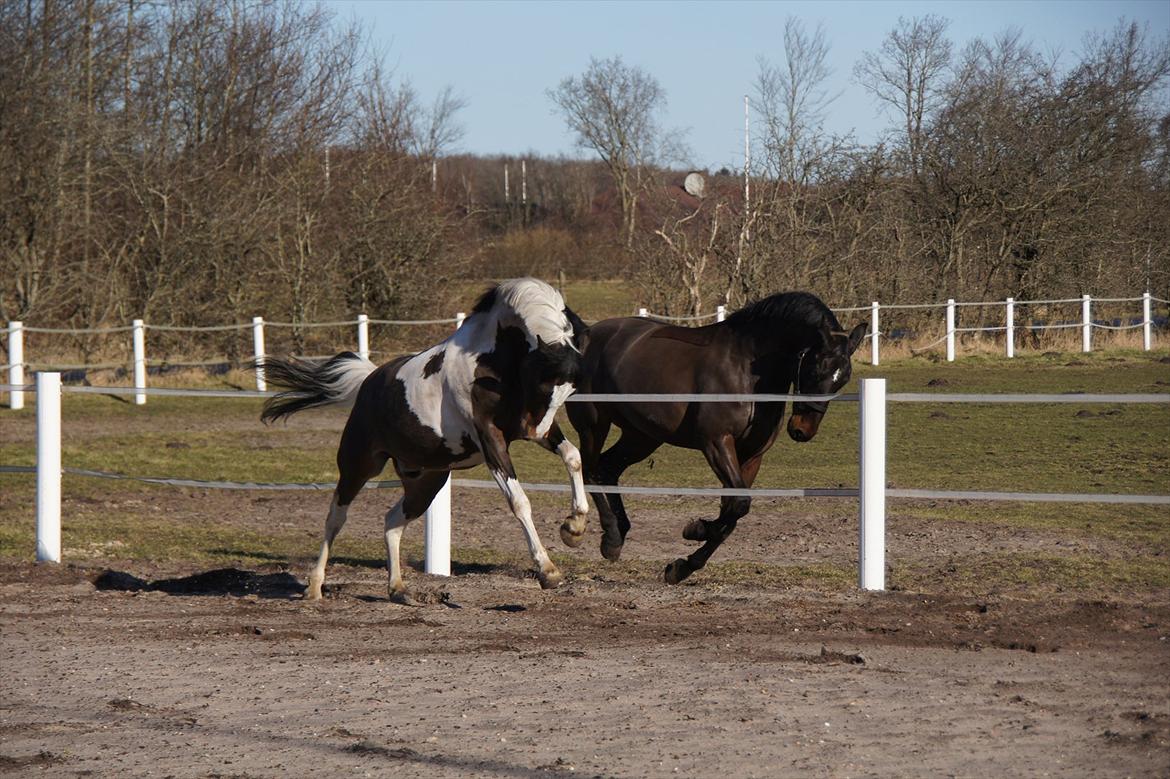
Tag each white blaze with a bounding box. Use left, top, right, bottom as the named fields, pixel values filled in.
left=535, top=382, right=575, bottom=438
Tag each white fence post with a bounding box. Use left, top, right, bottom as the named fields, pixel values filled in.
left=870, top=302, right=880, bottom=366
left=716, top=305, right=726, bottom=323
left=1006, top=298, right=1015, bottom=359
left=132, top=319, right=146, bottom=405
left=424, top=311, right=464, bottom=577
left=357, top=314, right=369, bottom=361
left=7, top=320, right=23, bottom=410
left=946, top=299, right=956, bottom=362
left=859, top=377, right=886, bottom=591
left=637, top=307, right=648, bottom=318
left=1141, top=290, right=1151, bottom=350
left=252, top=317, right=266, bottom=391
left=37, top=371, right=62, bottom=563
left=1082, top=294, right=1091, bottom=353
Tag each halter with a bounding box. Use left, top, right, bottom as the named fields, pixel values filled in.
left=792, top=346, right=830, bottom=415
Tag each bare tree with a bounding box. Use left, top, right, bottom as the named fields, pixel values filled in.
left=548, top=56, right=685, bottom=247
left=855, top=15, right=953, bottom=177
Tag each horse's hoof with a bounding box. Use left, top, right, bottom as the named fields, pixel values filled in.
left=681, top=519, right=708, bottom=541
left=538, top=568, right=564, bottom=589
left=305, top=579, right=324, bottom=601
left=600, top=540, right=623, bottom=562
left=389, top=589, right=421, bottom=606
left=559, top=521, right=586, bottom=548
left=664, top=559, right=692, bottom=585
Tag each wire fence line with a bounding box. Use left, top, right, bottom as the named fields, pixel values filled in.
left=4, top=293, right=1161, bottom=335
left=3, top=292, right=1165, bottom=399
left=9, top=377, right=1169, bottom=583
left=4, top=383, right=1168, bottom=405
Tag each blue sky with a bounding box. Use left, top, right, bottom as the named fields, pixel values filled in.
left=333, top=0, right=1170, bottom=170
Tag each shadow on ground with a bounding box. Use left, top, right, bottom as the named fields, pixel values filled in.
left=93, top=567, right=305, bottom=599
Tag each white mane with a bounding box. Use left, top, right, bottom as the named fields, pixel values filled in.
left=480, top=278, right=575, bottom=349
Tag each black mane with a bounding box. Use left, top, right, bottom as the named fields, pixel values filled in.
left=724, top=291, right=840, bottom=334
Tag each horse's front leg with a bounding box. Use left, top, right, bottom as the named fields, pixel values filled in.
left=481, top=425, right=563, bottom=589
left=533, top=422, right=589, bottom=548
left=666, top=438, right=763, bottom=585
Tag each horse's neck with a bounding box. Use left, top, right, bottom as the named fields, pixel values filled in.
left=730, top=323, right=817, bottom=389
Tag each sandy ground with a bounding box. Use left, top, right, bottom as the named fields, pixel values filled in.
left=2, top=487, right=1168, bottom=779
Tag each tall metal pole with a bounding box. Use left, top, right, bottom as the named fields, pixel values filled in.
left=743, top=94, right=750, bottom=243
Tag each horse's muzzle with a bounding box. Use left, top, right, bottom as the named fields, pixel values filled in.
left=787, top=410, right=823, bottom=442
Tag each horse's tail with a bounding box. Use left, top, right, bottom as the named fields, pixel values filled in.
left=257, top=351, right=376, bottom=424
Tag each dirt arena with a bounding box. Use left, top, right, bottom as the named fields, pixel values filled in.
left=2, top=485, right=1167, bottom=778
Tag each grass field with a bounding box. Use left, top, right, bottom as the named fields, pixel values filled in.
left=1, top=349, right=1167, bottom=593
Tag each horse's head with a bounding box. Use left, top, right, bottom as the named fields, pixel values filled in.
left=521, top=334, right=584, bottom=439
left=787, top=322, right=867, bottom=442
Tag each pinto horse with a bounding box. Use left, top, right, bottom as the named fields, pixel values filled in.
left=563, top=291, right=866, bottom=585
left=259, top=278, right=589, bottom=602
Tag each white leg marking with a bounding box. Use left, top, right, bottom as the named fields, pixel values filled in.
left=556, top=439, right=589, bottom=519
left=535, top=382, right=575, bottom=438
left=308, top=494, right=348, bottom=600
left=491, top=469, right=562, bottom=587
left=383, top=498, right=409, bottom=597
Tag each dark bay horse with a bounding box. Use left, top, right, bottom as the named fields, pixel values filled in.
left=563, top=291, right=865, bottom=584
left=259, top=278, right=589, bottom=602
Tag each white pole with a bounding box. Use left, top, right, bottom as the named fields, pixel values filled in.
left=1006, top=298, right=1015, bottom=359
left=744, top=94, right=750, bottom=243
left=1143, top=292, right=1152, bottom=351
left=638, top=307, right=648, bottom=318
left=132, top=319, right=146, bottom=405
left=716, top=305, right=726, bottom=322
left=7, top=320, right=23, bottom=410
left=858, top=377, right=886, bottom=591
left=36, top=371, right=62, bottom=563
left=504, top=164, right=509, bottom=202
left=1082, top=294, right=1091, bottom=353
left=252, top=317, right=266, bottom=391
left=424, top=311, right=464, bottom=577
left=946, top=299, right=956, bottom=362
left=870, top=302, right=880, bottom=367
left=357, top=314, right=369, bottom=361
left=431, top=159, right=437, bottom=193
left=521, top=159, right=527, bottom=205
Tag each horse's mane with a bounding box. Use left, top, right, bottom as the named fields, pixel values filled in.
left=724, top=291, right=841, bottom=334
left=471, top=278, right=575, bottom=348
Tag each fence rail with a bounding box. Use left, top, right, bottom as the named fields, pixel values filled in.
left=7, top=376, right=1168, bottom=593
left=5, top=293, right=1166, bottom=409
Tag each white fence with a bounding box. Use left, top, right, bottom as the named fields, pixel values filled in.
left=6, top=376, right=1168, bottom=593
left=642, top=292, right=1165, bottom=366
left=6, top=292, right=1165, bottom=410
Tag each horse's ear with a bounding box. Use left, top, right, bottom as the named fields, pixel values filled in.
left=846, top=323, right=867, bottom=356
left=565, top=307, right=590, bottom=353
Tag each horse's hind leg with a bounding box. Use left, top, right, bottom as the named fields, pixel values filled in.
left=666, top=441, right=762, bottom=585
left=595, top=429, right=660, bottom=561
left=307, top=448, right=388, bottom=600
left=384, top=469, right=450, bottom=604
